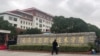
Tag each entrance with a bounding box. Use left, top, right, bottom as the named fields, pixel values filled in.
left=0, top=34, right=5, bottom=45
left=0, top=33, right=7, bottom=50
left=0, top=30, right=10, bottom=50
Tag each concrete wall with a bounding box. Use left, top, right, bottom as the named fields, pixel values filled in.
left=17, top=32, right=96, bottom=46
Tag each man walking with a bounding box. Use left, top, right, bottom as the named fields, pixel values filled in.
left=52, top=39, right=59, bottom=55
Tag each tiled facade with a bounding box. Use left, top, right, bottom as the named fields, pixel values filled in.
left=17, top=32, right=96, bottom=46
left=0, top=8, right=53, bottom=32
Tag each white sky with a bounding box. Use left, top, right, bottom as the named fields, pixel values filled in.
left=0, top=0, right=100, bottom=28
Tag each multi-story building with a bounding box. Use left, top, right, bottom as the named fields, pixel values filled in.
left=0, top=8, right=53, bottom=32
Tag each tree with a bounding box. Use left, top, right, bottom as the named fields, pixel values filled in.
left=51, top=16, right=89, bottom=33
left=23, top=28, right=42, bottom=34
left=0, top=17, right=17, bottom=39
left=51, top=16, right=66, bottom=33
left=68, top=17, right=89, bottom=32
left=88, top=24, right=100, bottom=38
left=51, top=16, right=100, bottom=38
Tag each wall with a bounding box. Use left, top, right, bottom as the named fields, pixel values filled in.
left=17, top=32, right=96, bottom=46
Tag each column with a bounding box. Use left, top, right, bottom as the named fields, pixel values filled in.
left=5, top=34, right=8, bottom=46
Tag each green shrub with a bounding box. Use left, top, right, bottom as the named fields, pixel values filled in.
left=88, top=43, right=96, bottom=50
left=59, top=46, right=90, bottom=52
left=9, top=45, right=91, bottom=52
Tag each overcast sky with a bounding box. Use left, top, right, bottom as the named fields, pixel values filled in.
left=0, top=0, right=100, bottom=28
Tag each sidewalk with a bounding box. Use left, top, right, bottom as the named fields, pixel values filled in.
left=0, top=50, right=99, bottom=56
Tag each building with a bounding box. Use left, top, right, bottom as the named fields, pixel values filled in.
left=0, top=8, right=53, bottom=32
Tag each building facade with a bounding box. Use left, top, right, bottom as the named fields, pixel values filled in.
left=0, top=8, right=53, bottom=32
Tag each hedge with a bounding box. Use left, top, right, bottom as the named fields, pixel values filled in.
left=9, top=45, right=91, bottom=52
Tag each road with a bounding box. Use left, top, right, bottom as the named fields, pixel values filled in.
left=0, top=50, right=99, bottom=56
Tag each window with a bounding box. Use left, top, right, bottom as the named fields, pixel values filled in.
left=39, top=24, right=42, bottom=27
left=20, top=21, right=22, bottom=24
left=14, top=18, right=17, bottom=21
left=21, top=26, right=22, bottom=28
left=24, top=26, right=25, bottom=29
left=36, top=18, right=38, bottom=20
left=29, top=22, right=30, bottom=25
left=9, top=16, right=12, bottom=20
left=14, top=24, right=17, bottom=27
left=39, top=19, right=42, bottom=23
left=26, top=22, right=27, bottom=25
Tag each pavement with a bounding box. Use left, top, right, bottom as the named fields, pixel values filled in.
left=0, top=50, right=100, bottom=56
